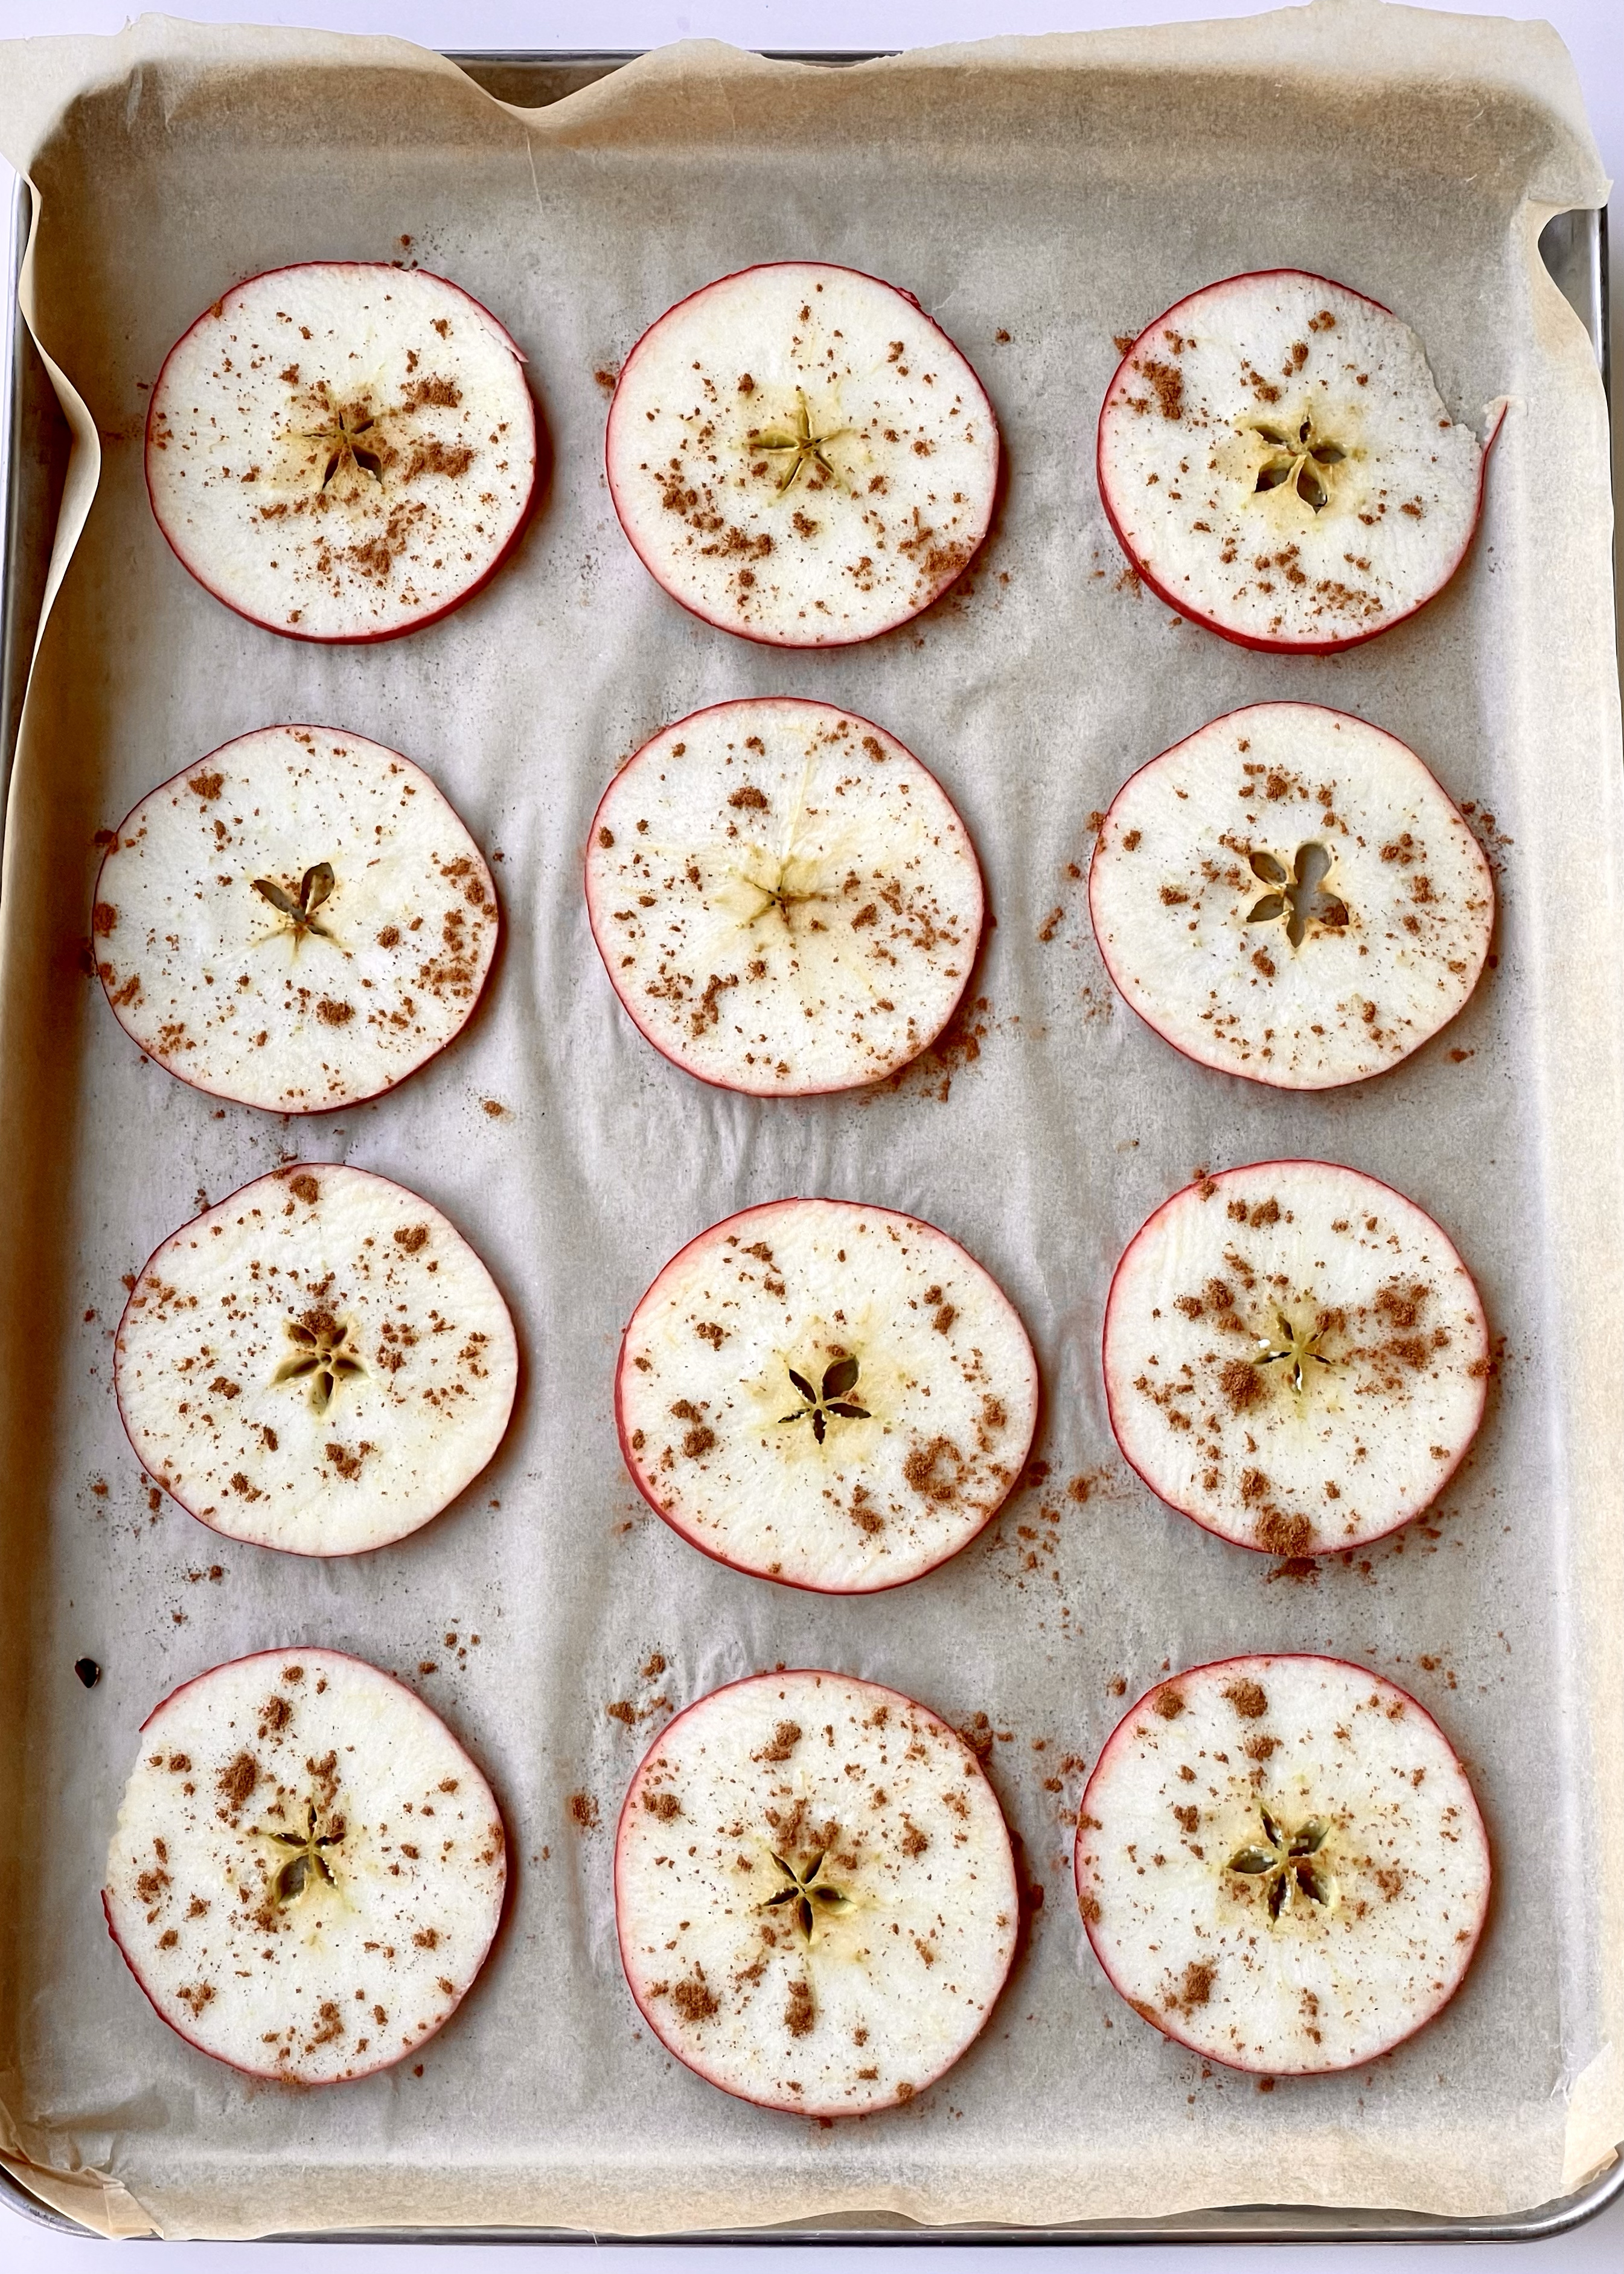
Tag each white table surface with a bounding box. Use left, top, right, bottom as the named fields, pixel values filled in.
left=0, top=1, right=1618, bottom=2263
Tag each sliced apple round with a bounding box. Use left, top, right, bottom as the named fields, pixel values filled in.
left=1098, top=269, right=1497, bottom=651
left=617, top=1198, right=1038, bottom=1592
left=585, top=699, right=982, bottom=1095
left=114, top=1163, right=517, bottom=1557
left=93, top=725, right=499, bottom=1113
left=616, top=1669, right=1017, bottom=2114
left=104, top=1647, right=506, bottom=2083
left=606, top=261, right=999, bottom=645
left=145, top=263, right=537, bottom=641
left=1102, top=1161, right=1488, bottom=1556
left=1087, top=702, right=1493, bottom=1088
left=1075, top=1654, right=1491, bottom=2074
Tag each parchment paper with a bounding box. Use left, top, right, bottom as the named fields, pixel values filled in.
left=0, top=0, right=1619, bottom=2239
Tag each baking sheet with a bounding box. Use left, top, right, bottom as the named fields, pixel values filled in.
left=0, top=0, right=1619, bottom=2241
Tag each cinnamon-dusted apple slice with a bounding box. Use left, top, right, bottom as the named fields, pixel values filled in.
left=618, top=1198, right=1038, bottom=1592
left=616, top=1670, right=1017, bottom=2113
left=606, top=261, right=998, bottom=644
left=146, top=264, right=536, bottom=641
left=94, top=725, right=499, bottom=1113
left=585, top=699, right=982, bottom=1094
left=1075, top=1654, right=1490, bottom=2074
left=1103, top=1161, right=1488, bottom=1555
left=1087, top=703, right=1493, bottom=1087
left=104, top=1647, right=505, bottom=2081
left=115, top=1164, right=517, bottom=1556
left=1098, top=270, right=1498, bottom=650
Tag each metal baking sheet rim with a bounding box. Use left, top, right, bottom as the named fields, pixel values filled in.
left=0, top=45, right=1616, bottom=2250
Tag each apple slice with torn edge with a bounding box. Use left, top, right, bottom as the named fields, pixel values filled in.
left=146, top=264, right=537, bottom=641
left=616, top=1669, right=1017, bottom=2114
left=606, top=261, right=999, bottom=644
left=585, top=699, right=982, bottom=1094
left=1087, top=702, right=1493, bottom=1088
left=617, top=1198, right=1038, bottom=1592
left=114, top=1163, right=517, bottom=1557
left=1097, top=269, right=1500, bottom=651
left=104, top=1646, right=505, bottom=2082
left=1102, top=1161, right=1488, bottom=1557
left=93, top=725, right=499, bottom=1113
left=1075, top=1654, right=1490, bottom=2074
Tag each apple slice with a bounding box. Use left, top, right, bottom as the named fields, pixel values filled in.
left=1102, top=1161, right=1488, bottom=1556
left=114, top=1163, right=517, bottom=1557
left=1098, top=270, right=1497, bottom=651
left=606, top=261, right=999, bottom=645
left=585, top=699, right=982, bottom=1095
left=93, top=725, right=499, bottom=1113
left=1087, top=702, right=1493, bottom=1088
left=617, top=1198, right=1038, bottom=1592
left=1075, top=1654, right=1491, bottom=2074
left=616, top=1669, right=1017, bottom=2114
left=104, top=1647, right=505, bottom=2082
left=146, top=264, right=537, bottom=641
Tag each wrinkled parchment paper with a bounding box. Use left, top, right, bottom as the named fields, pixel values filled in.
left=0, top=1, right=1618, bottom=2240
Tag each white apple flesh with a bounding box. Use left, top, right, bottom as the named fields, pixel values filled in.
left=1087, top=703, right=1494, bottom=1088
left=606, top=261, right=999, bottom=645
left=617, top=1198, right=1038, bottom=1592
left=1076, top=1654, right=1491, bottom=2074
left=616, top=1670, right=1018, bottom=2114
left=94, top=725, right=499, bottom=1113
left=114, top=1163, right=517, bottom=1557
left=104, top=1647, right=505, bottom=2083
left=146, top=264, right=537, bottom=641
left=1097, top=270, right=1495, bottom=651
left=585, top=699, right=983, bottom=1095
left=1103, top=1161, right=1488, bottom=1555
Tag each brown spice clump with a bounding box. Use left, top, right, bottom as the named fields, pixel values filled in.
left=903, top=1436, right=964, bottom=1502
left=671, top=1971, right=718, bottom=2025
left=1223, top=1679, right=1270, bottom=1720
left=289, top=1173, right=319, bottom=1205
left=642, top=1790, right=681, bottom=1822
left=1220, top=1359, right=1263, bottom=1412
left=217, top=1750, right=258, bottom=1810
left=568, top=1792, right=599, bottom=1830
left=755, top=1720, right=802, bottom=1764
left=1255, top=1507, right=1313, bottom=1557
left=1172, top=1961, right=1213, bottom=2011
left=784, top=1979, right=814, bottom=2038
left=1154, top=1688, right=1185, bottom=1720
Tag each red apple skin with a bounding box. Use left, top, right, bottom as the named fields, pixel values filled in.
left=583, top=697, right=984, bottom=1097
left=103, top=1645, right=507, bottom=2084
left=1085, top=702, right=1493, bottom=1089
left=112, top=1165, right=517, bottom=1555
left=1073, top=1653, right=1491, bottom=2075
left=144, top=264, right=540, bottom=645
left=1101, top=1161, right=1488, bottom=1555
left=614, top=1668, right=1019, bottom=2116
left=614, top=1196, right=1039, bottom=1594
left=605, top=262, right=999, bottom=648
left=1096, top=268, right=1503, bottom=655
left=92, top=729, right=501, bottom=1116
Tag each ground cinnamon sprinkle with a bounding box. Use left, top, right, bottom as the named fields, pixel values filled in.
left=567, top=1791, right=599, bottom=1830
